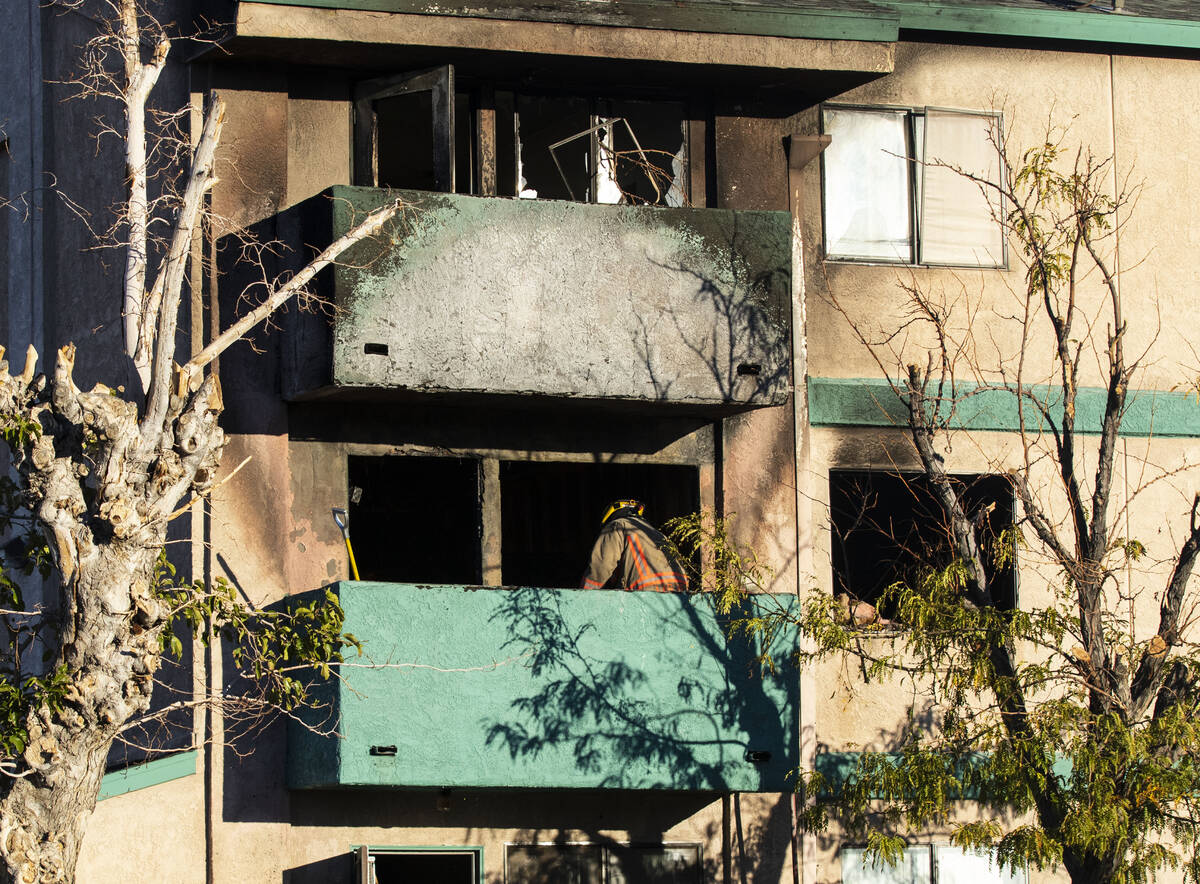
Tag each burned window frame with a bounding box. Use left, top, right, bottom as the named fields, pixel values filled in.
left=353, top=65, right=458, bottom=193
left=828, top=469, right=1018, bottom=619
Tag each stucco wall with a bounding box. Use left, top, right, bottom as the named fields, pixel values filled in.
left=798, top=41, right=1200, bottom=884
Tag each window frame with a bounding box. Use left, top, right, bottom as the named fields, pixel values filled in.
left=819, top=103, right=1007, bottom=270
left=354, top=845, right=484, bottom=884
left=840, top=843, right=1027, bottom=884
left=503, top=841, right=704, bottom=884
left=353, top=65, right=457, bottom=193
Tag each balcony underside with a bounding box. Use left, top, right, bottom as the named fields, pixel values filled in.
left=214, top=2, right=895, bottom=108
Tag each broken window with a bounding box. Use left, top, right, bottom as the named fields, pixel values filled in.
left=515, top=94, right=592, bottom=200
left=354, top=71, right=689, bottom=205
left=828, top=470, right=1016, bottom=619
left=499, top=461, right=700, bottom=589
left=841, top=844, right=1026, bottom=884
left=347, top=455, right=481, bottom=584
left=507, top=844, right=702, bottom=884
left=508, top=93, right=688, bottom=205
left=821, top=105, right=1004, bottom=266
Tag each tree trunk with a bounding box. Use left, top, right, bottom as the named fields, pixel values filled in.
left=0, top=543, right=166, bottom=884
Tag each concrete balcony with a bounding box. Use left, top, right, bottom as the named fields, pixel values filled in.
left=287, top=582, right=798, bottom=791
left=279, top=187, right=792, bottom=413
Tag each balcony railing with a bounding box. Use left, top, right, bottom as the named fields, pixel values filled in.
left=277, top=187, right=792, bottom=412
left=287, top=582, right=798, bottom=791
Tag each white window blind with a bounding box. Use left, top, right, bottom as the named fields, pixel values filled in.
left=920, top=110, right=1004, bottom=267
left=842, top=846, right=932, bottom=884
left=823, top=107, right=913, bottom=263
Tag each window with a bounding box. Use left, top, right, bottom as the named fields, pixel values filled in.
left=499, top=461, right=700, bottom=589
left=841, top=845, right=1026, bottom=884
left=347, top=455, right=481, bottom=584
left=355, top=847, right=480, bottom=884
left=829, top=471, right=1016, bottom=617
left=821, top=105, right=1004, bottom=266
left=514, top=96, right=688, bottom=205
left=354, top=66, right=464, bottom=193
left=355, top=65, right=689, bottom=206
left=506, top=843, right=701, bottom=884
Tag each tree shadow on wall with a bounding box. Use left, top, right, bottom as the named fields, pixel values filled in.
left=483, top=587, right=798, bottom=794
left=634, top=211, right=791, bottom=408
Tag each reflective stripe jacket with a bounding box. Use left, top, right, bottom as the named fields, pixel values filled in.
left=580, top=515, right=688, bottom=592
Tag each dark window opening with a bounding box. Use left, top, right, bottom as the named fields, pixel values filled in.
left=500, top=461, right=700, bottom=589
left=455, top=91, right=475, bottom=195
left=375, top=90, right=436, bottom=190
left=598, top=99, right=687, bottom=206
left=829, top=470, right=1016, bottom=617
left=355, top=66, right=462, bottom=194
left=366, top=849, right=477, bottom=884
left=516, top=94, right=592, bottom=201
left=495, top=90, right=518, bottom=197
left=347, top=455, right=481, bottom=584
left=507, top=844, right=702, bottom=884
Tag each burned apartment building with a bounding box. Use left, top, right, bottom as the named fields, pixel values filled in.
left=3, top=0, right=1200, bottom=881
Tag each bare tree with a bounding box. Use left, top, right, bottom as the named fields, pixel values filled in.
left=0, top=2, right=401, bottom=881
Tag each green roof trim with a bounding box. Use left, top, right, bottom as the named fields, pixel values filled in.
left=809, top=377, right=1200, bottom=438
left=98, top=750, right=198, bottom=801
left=237, top=0, right=901, bottom=42
left=884, top=1, right=1200, bottom=50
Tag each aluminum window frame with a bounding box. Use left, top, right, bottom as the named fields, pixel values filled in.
left=840, top=843, right=1027, bottom=884
left=354, top=845, right=484, bottom=884
left=503, top=840, right=704, bottom=884
left=820, top=103, right=1007, bottom=270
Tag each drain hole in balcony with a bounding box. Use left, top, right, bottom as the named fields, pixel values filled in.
left=369, top=745, right=398, bottom=756
left=364, top=343, right=389, bottom=356
left=736, top=362, right=762, bottom=377
left=744, top=750, right=771, bottom=764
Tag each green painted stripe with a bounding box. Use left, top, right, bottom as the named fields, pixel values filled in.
left=809, top=377, right=1200, bottom=438
left=237, top=0, right=901, bottom=42
left=98, top=750, right=198, bottom=800
left=815, top=750, right=1074, bottom=797
left=883, top=2, right=1200, bottom=50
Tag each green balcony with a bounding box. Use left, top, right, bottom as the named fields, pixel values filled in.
left=287, top=582, right=798, bottom=791
left=279, top=187, right=792, bottom=413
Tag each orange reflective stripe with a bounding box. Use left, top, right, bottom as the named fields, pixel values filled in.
left=627, top=534, right=652, bottom=584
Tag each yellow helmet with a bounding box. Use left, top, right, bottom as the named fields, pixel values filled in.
left=601, top=499, right=645, bottom=525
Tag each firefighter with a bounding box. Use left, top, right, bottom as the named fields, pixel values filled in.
left=580, top=499, right=688, bottom=592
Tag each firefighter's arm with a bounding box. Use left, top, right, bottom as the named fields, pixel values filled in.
left=581, top=524, right=622, bottom=589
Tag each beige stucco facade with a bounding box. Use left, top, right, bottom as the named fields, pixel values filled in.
left=1, top=1, right=1196, bottom=881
